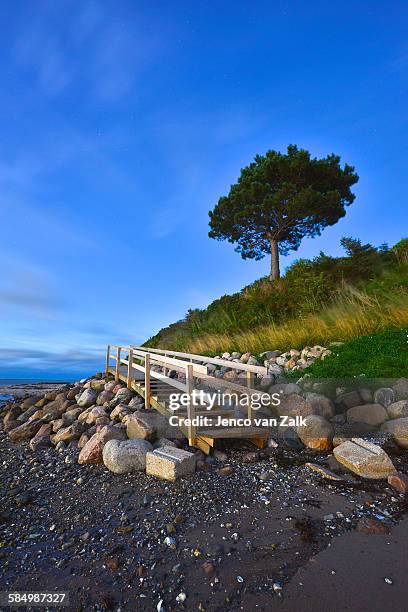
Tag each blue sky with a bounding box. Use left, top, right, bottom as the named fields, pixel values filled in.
left=1, top=1, right=407, bottom=379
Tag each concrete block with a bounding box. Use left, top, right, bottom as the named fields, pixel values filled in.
left=146, top=446, right=196, bottom=481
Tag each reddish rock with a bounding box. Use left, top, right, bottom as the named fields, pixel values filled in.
left=78, top=433, right=90, bottom=449
left=357, top=518, right=390, bottom=535
left=85, top=406, right=107, bottom=425
left=388, top=472, right=408, bottom=494
left=78, top=424, right=126, bottom=465
left=36, top=423, right=53, bottom=437
left=30, top=435, right=52, bottom=451
left=218, top=466, right=234, bottom=477
left=202, top=561, right=216, bottom=575
left=4, top=406, right=21, bottom=425
left=9, top=419, right=44, bottom=442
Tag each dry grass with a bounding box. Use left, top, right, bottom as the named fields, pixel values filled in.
left=183, top=290, right=408, bottom=355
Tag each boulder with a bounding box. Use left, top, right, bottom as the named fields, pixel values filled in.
left=66, top=386, right=82, bottom=400
left=334, top=390, right=362, bottom=411
left=17, top=405, right=39, bottom=423
left=97, top=390, right=115, bottom=405
left=20, top=396, right=39, bottom=411
left=105, top=380, right=117, bottom=392
left=44, top=390, right=59, bottom=401
left=4, top=420, right=19, bottom=432
left=109, top=387, right=134, bottom=407
left=110, top=404, right=130, bottom=421
left=388, top=472, right=408, bottom=494
left=381, top=418, right=408, bottom=449
left=62, top=407, right=83, bottom=426
left=9, top=419, right=44, bottom=442
left=30, top=435, right=52, bottom=451
left=77, top=388, right=98, bottom=408
left=333, top=438, right=396, bottom=479
left=387, top=400, right=408, bottom=420
left=346, top=403, right=388, bottom=426
left=34, top=397, right=48, bottom=408
left=78, top=407, right=92, bottom=423
left=128, top=396, right=145, bottom=410
left=276, top=393, right=314, bottom=419
left=297, top=415, right=333, bottom=451
left=90, top=379, right=106, bottom=393
left=305, top=393, right=335, bottom=419
left=393, top=378, right=408, bottom=400
left=85, top=406, right=107, bottom=425
left=126, top=411, right=182, bottom=441
left=103, top=439, right=153, bottom=474
left=53, top=421, right=84, bottom=444
left=51, top=418, right=64, bottom=433
left=28, top=409, right=45, bottom=421
left=78, top=433, right=90, bottom=449
left=4, top=406, right=22, bottom=425
left=78, top=424, right=127, bottom=465
left=95, top=416, right=110, bottom=428
left=42, top=398, right=72, bottom=420
left=374, top=387, right=396, bottom=408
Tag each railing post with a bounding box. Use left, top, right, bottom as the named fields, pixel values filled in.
left=186, top=363, right=196, bottom=445
left=127, top=348, right=133, bottom=389
left=145, top=353, right=151, bottom=409
left=115, top=346, right=121, bottom=381
left=246, top=371, right=254, bottom=422
left=105, top=345, right=110, bottom=376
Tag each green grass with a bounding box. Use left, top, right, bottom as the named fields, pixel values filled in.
left=144, top=237, right=408, bottom=355
left=289, top=328, right=408, bottom=379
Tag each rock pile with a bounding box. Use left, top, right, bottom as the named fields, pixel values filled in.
left=0, top=374, right=195, bottom=481
left=1, top=370, right=408, bottom=485
left=212, top=345, right=333, bottom=376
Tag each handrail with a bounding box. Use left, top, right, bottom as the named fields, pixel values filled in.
left=105, top=344, right=260, bottom=439
left=132, top=345, right=267, bottom=375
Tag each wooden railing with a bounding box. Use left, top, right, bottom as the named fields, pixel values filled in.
left=105, top=345, right=267, bottom=443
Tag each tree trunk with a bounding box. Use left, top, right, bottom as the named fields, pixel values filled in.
left=269, top=239, right=280, bottom=280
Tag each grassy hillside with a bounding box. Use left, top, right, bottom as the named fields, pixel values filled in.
left=289, top=328, right=408, bottom=379
left=145, top=238, right=408, bottom=354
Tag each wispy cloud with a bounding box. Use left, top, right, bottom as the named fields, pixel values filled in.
left=13, top=1, right=163, bottom=102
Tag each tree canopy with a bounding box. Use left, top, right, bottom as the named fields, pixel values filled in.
left=208, top=145, right=359, bottom=279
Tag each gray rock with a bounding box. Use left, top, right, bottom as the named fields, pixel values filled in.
left=96, top=390, right=115, bottom=405
left=126, top=411, right=182, bottom=441
left=276, top=393, right=314, bottom=418
left=230, top=352, right=241, bottom=360
left=103, top=439, right=153, bottom=473
left=387, top=400, right=408, bottom=420
left=346, top=404, right=388, bottom=426
left=392, top=378, right=408, bottom=400
left=110, top=387, right=134, bottom=407
left=297, top=415, right=334, bottom=451
left=381, top=417, right=408, bottom=449
left=333, top=438, right=396, bottom=479
left=267, top=364, right=284, bottom=377
left=374, top=387, right=396, bottom=408
left=335, top=390, right=361, bottom=411
left=77, top=389, right=98, bottom=408
left=305, top=393, right=335, bottom=419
